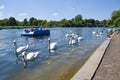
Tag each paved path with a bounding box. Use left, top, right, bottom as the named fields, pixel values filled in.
left=71, top=34, right=111, bottom=80
left=92, top=33, right=120, bottom=80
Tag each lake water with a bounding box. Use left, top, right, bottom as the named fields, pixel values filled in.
left=0, top=27, right=108, bottom=80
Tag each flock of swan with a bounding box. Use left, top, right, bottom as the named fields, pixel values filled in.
left=13, top=38, right=58, bottom=61
left=13, top=38, right=59, bottom=68
left=13, top=30, right=105, bottom=68
left=92, top=31, right=104, bottom=37
left=65, top=33, right=84, bottom=45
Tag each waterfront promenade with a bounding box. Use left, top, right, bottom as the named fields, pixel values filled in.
left=71, top=32, right=120, bottom=80
left=92, top=33, right=120, bottom=80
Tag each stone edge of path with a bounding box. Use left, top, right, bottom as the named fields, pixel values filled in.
left=71, top=34, right=114, bottom=80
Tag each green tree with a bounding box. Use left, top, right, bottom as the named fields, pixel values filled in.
left=49, top=21, right=55, bottom=26
left=59, top=18, right=70, bottom=27
left=95, top=20, right=100, bottom=27
left=23, top=18, right=28, bottom=26
left=107, top=20, right=113, bottom=27
left=17, top=21, right=23, bottom=26
left=101, top=19, right=107, bottom=26
left=41, top=20, right=47, bottom=26
left=87, top=19, right=95, bottom=27
left=110, top=10, right=120, bottom=27
left=33, top=19, right=39, bottom=26
left=0, top=20, right=5, bottom=26
left=74, top=14, right=82, bottom=21
left=114, top=17, right=120, bottom=27
left=111, top=10, right=120, bottom=20
left=0, top=19, right=9, bottom=26
left=29, top=17, right=35, bottom=26
left=8, top=17, right=17, bottom=26
left=38, top=20, right=42, bottom=26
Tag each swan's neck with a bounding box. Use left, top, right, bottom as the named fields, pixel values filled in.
left=22, top=54, right=27, bottom=62
left=22, top=55, right=25, bottom=60
left=14, top=42, right=17, bottom=51
left=48, top=40, right=50, bottom=50
left=13, top=42, right=18, bottom=57
left=70, top=37, right=73, bottom=44
left=76, top=38, right=79, bottom=43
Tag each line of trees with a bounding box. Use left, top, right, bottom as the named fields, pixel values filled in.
left=0, top=10, right=120, bottom=28
left=107, top=10, right=120, bottom=27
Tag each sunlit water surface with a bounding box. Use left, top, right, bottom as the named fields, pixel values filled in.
left=0, top=27, right=108, bottom=80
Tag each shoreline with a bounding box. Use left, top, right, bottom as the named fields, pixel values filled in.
left=0, top=26, right=112, bottom=29
left=45, top=45, right=102, bottom=80
left=71, top=35, right=113, bottom=80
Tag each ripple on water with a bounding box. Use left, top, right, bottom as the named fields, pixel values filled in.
left=0, top=27, right=108, bottom=80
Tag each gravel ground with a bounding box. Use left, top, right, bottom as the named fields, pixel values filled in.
left=92, top=33, right=120, bottom=80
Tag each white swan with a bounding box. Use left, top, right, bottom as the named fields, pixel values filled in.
left=22, top=51, right=39, bottom=61
left=69, top=37, right=76, bottom=45
left=65, top=33, right=72, bottom=37
left=95, top=34, right=100, bottom=37
left=92, top=31, right=96, bottom=34
left=99, top=31, right=103, bottom=35
left=48, top=38, right=57, bottom=50
left=73, top=34, right=78, bottom=38
left=13, top=40, right=29, bottom=54
left=77, top=37, right=84, bottom=42
left=16, top=45, right=28, bottom=53
left=65, top=33, right=76, bottom=38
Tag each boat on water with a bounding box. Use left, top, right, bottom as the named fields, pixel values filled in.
left=21, top=28, right=50, bottom=36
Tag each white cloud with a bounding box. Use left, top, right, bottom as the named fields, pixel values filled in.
left=52, top=12, right=59, bottom=16
left=0, top=5, right=5, bottom=10
left=18, top=13, right=27, bottom=16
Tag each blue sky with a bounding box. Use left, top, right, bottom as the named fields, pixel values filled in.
left=0, top=0, right=120, bottom=21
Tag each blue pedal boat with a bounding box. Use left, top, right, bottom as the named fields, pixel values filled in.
left=21, top=28, right=50, bottom=36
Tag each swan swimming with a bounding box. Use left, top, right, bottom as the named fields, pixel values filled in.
left=65, top=33, right=72, bottom=37
left=92, top=31, right=96, bottom=34
left=69, top=37, right=76, bottom=45
left=13, top=40, right=29, bottom=55
left=99, top=31, right=104, bottom=35
left=48, top=38, right=57, bottom=50
left=22, top=51, right=39, bottom=61
left=95, top=33, right=100, bottom=37
left=77, top=37, right=84, bottom=42
left=73, top=34, right=78, bottom=38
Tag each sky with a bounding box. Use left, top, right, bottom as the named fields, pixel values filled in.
left=0, top=0, right=120, bottom=21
